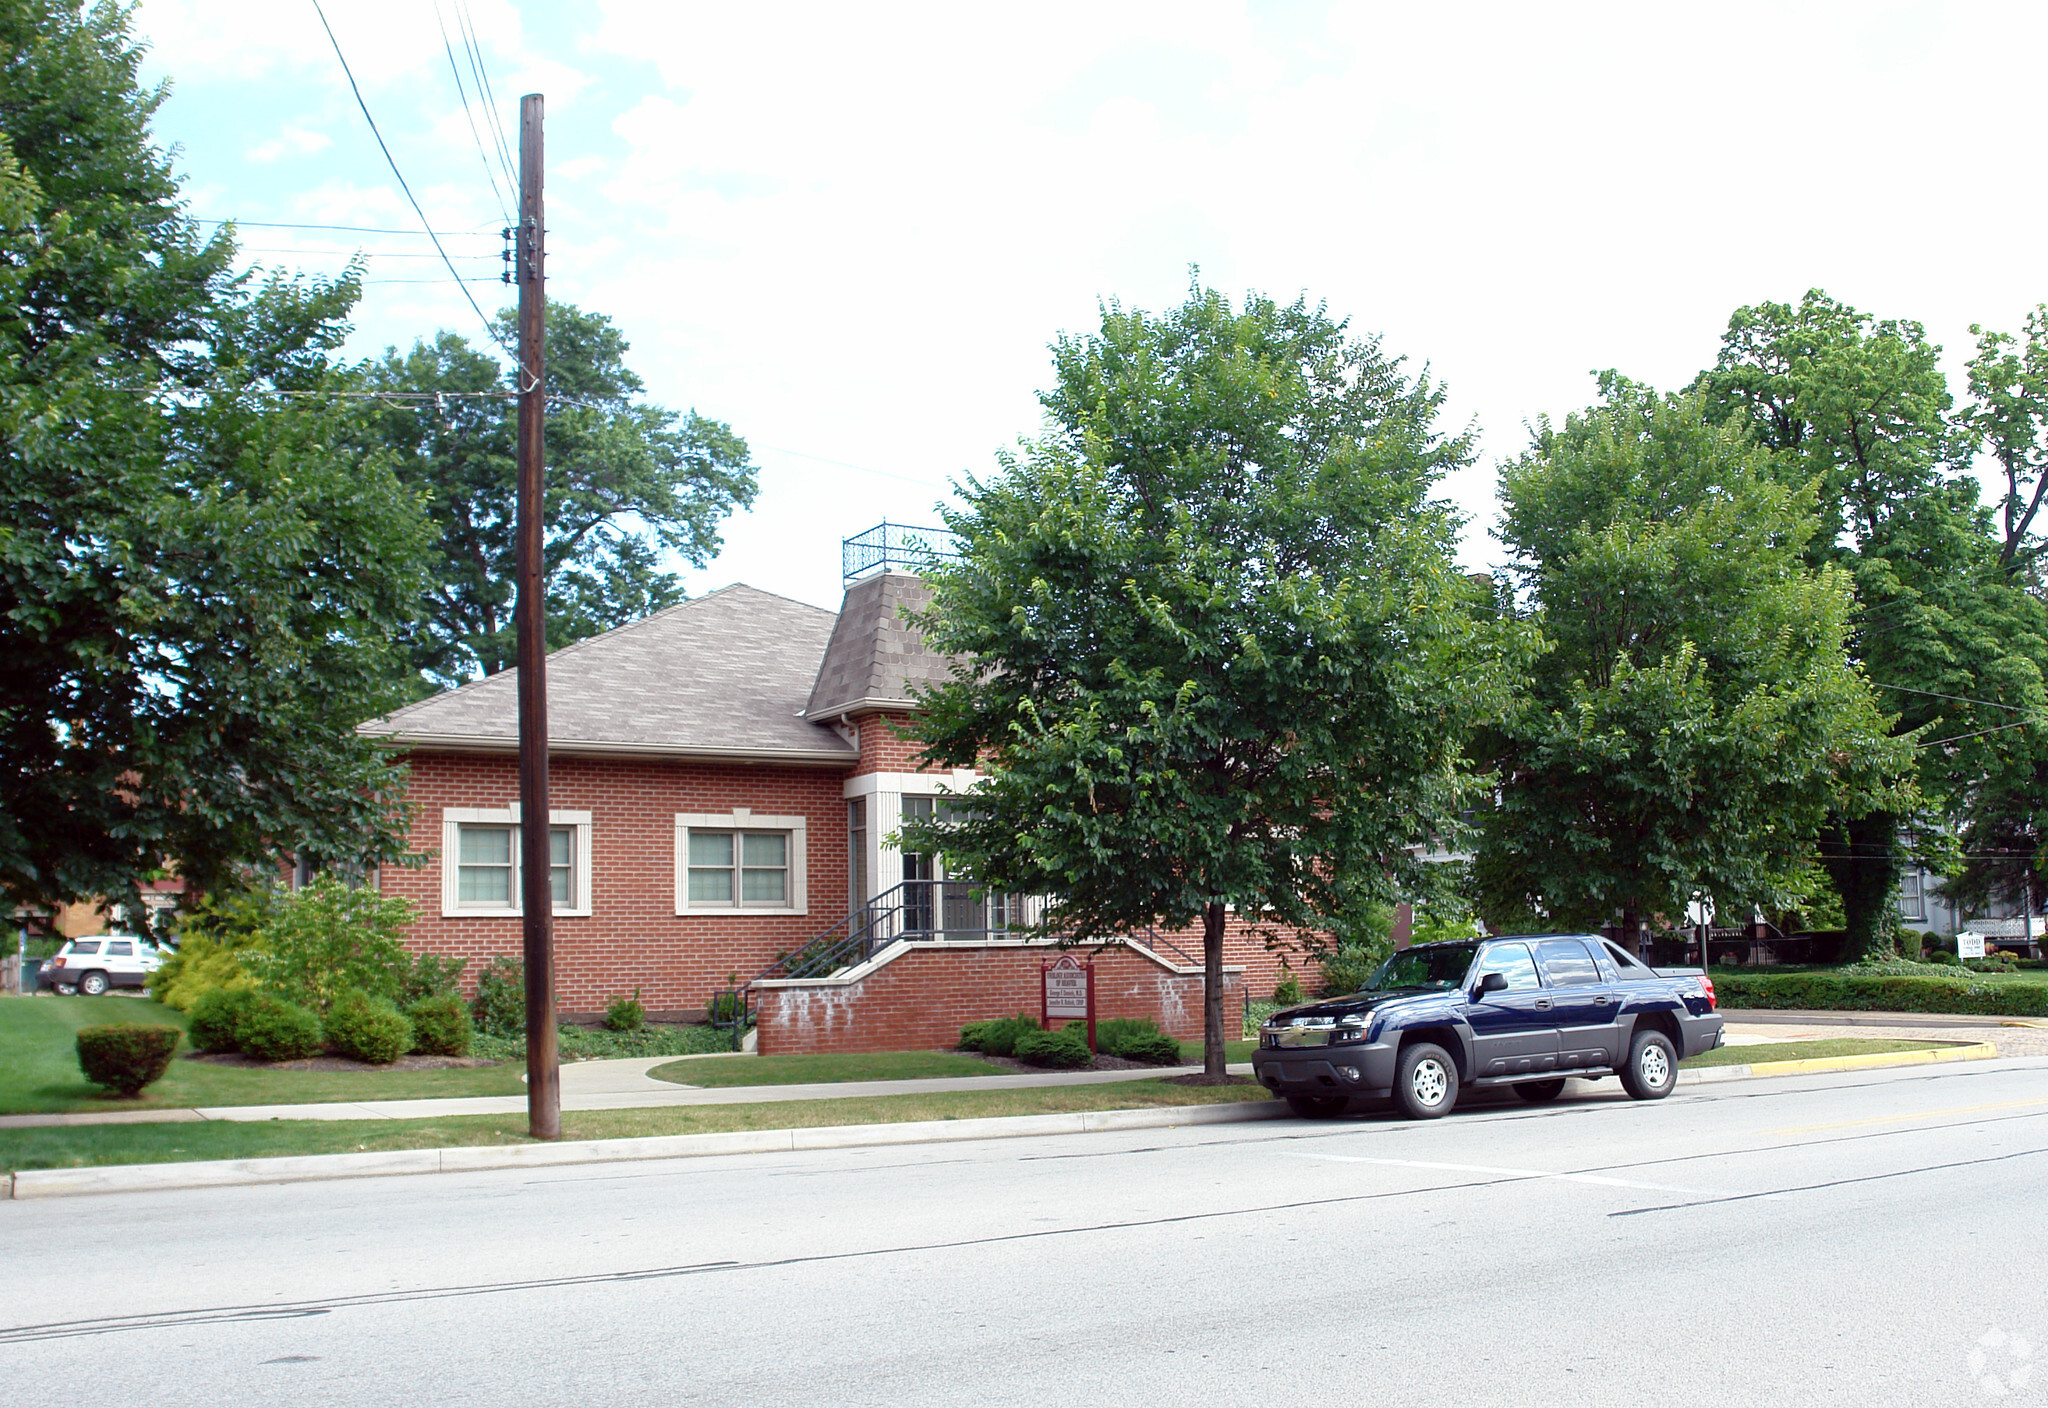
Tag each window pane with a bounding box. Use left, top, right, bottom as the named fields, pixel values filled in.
left=741, top=867, right=786, bottom=903
left=106, top=942, right=133, bottom=957
left=1535, top=939, right=1601, bottom=986
left=742, top=833, right=786, bottom=867
left=460, top=826, right=511, bottom=865
left=460, top=864, right=511, bottom=905
left=550, top=827, right=572, bottom=866
left=847, top=798, right=865, bottom=829
left=71, top=941, right=100, bottom=955
left=551, top=864, right=571, bottom=906
left=1473, top=943, right=1541, bottom=991
left=689, top=831, right=733, bottom=866
left=689, top=868, right=733, bottom=903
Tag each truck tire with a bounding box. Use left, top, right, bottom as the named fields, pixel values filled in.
left=1285, top=1094, right=1350, bottom=1119
left=1394, top=1042, right=1457, bottom=1119
left=1621, top=1030, right=1677, bottom=1100
left=78, top=971, right=109, bottom=996
left=1513, top=1079, right=1566, bottom=1104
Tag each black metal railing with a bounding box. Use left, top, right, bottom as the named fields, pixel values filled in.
left=842, top=520, right=958, bottom=582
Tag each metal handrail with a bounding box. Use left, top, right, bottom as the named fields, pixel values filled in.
left=842, top=520, right=958, bottom=581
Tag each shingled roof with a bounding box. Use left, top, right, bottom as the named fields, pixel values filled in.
left=360, top=584, right=856, bottom=763
left=803, top=570, right=957, bottom=723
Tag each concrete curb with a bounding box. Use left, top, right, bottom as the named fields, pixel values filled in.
left=1676, top=1039, right=1999, bottom=1085
left=6, top=1100, right=1290, bottom=1200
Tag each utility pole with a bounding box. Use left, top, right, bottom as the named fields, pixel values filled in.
left=514, top=92, right=558, bottom=1141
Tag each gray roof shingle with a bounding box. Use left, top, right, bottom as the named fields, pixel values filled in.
left=803, top=571, right=957, bottom=722
left=360, top=584, right=856, bottom=762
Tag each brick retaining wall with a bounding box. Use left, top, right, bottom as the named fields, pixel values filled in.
left=753, top=940, right=1243, bottom=1054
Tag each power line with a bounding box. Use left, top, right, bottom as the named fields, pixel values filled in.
left=308, top=0, right=508, bottom=352
left=193, top=218, right=496, bottom=238
left=435, top=0, right=512, bottom=223
left=456, top=0, right=520, bottom=196
left=1871, top=682, right=2043, bottom=715
left=241, top=247, right=497, bottom=260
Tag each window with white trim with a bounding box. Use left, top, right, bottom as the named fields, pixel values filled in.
left=1898, top=868, right=1925, bottom=922
left=442, top=809, right=592, bottom=917
left=675, top=813, right=807, bottom=915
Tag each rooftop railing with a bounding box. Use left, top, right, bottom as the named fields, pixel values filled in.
left=842, top=520, right=958, bottom=582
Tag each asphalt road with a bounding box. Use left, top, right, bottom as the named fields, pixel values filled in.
left=4, top=1058, right=2045, bottom=1408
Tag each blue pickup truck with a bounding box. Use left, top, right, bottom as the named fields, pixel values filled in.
left=1251, top=934, right=1724, bottom=1119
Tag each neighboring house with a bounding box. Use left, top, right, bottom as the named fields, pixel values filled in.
left=359, top=536, right=1305, bottom=1043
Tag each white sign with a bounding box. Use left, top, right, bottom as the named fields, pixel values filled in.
left=1044, top=956, right=1089, bottom=1018
left=1958, top=933, right=1987, bottom=959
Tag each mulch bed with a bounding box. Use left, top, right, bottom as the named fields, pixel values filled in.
left=183, top=1052, right=498, bottom=1072
left=973, top=1052, right=1183, bottom=1074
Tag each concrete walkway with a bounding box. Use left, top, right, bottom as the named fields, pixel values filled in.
left=0, top=1056, right=1258, bottom=1130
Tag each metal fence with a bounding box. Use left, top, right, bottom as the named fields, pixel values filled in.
left=841, top=520, right=958, bottom=581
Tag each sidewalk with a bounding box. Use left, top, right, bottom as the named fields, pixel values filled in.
left=0, top=1057, right=1258, bottom=1130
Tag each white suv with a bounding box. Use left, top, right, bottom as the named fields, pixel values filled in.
left=41, top=936, right=165, bottom=996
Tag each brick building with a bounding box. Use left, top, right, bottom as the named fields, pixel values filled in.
left=360, top=559, right=1306, bottom=1047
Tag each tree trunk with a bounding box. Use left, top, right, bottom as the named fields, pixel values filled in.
left=1820, top=811, right=1901, bottom=963
left=1204, top=900, right=1226, bottom=1078
left=1620, top=906, right=1641, bottom=961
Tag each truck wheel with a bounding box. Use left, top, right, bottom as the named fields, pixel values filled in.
left=78, top=971, right=109, bottom=996
left=1394, top=1043, right=1457, bottom=1119
left=1621, top=1030, right=1677, bottom=1100
left=1513, top=1079, right=1566, bottom=1104
left=1285, top=1094, right=1350, bottom=1119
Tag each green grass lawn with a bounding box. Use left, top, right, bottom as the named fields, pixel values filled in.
left=1178, top=1038, right=1257, bottom=1065
left=0, top=995, right=524, bottom=1115
left=1710, top=964, right=2044, bottom=985
left=649, top=1050, right=1007, bottom=1086
left=1680, top=1036, right=1960, bottom=1069
left=0, top=1078, right=1273, bottom=1174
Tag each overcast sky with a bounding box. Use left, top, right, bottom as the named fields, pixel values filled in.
left=133, top=0, right=2045, bottom=612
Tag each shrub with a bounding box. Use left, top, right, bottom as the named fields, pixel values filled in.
left=149, top=888, right=277, bottom=1010
left=1272, top=971, right=1304, bottom=1006
left=406, top=994, right=474, bottom=1057
left=1094, top=1016, right=1183, bottom=1063
left=1927, top=949, right=1961, bottom=966
left=187, top=986, right=263, bottom=1053
left=958, top=1012, right=1040, bottom=1057
left=1319, top=947, right=1381, bottom=997
left=243, top=874, right=418, bottom=1014
left=472, top=955, right=526, bottom=1038
left=324, top=990, right=414, bottom=1065
left=604, top=988, right=646, bottom=1032
left=76, top=1023, right=182, bottom=1096
left=706, top=989, right=744, bottom=1024
left=1014, top=1026, right=1092, bottom=1068
left=1711, top=970, right=2048, bottom=1018
left=236, top=994, right=326, bottom=1062
left=399, top=952, right=467, bottom=1005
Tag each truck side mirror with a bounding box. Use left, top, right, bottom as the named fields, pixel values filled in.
left=1476, top=971, right=1508, bottom=997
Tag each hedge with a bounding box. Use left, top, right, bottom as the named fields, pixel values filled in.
left=1714, top=971, right=2048, bottom=1017
left=76, top=1023, right=182, bottom=1096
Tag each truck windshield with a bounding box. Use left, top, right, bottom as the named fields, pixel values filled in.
left=1363, top=944, right=1477, bottom=992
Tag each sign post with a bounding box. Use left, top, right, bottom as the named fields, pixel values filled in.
left=1042, top=954, right=1096, bottom=1053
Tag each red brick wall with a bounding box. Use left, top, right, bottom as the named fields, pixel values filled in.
left=1146, top=916, right=1325, bottom=1002
left=381, top=751, right=853, bottom=1017
left=753, top=941, right=1242, bottom=1054
left=848, top=710, right=946, bottom=777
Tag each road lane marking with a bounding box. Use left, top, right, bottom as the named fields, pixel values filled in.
left=1281, top=1152, right=1718, bottom=1195
left=1764, top=1096, right=2048, bottom=1136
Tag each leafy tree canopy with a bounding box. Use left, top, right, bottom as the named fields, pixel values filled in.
left=0, top=0, right=432, bottom=918
left=1479, top=378, right=1918, bottom=940
left=909, top=281, right=1531, bottom=1071
left=1695, top=290, right=2048, bottom=956
left=361, top=303, right=757, bottom=687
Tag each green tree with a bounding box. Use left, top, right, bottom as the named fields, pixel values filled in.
left=1478, top=378, right=1916, bottom=947
left=1695, top=291, right=2048, bottom=958
left=1963, top=305, right=2048, bottom=568
left=0, top=0, right=432, bottom=918
left=907, top=283, right=1528, bottom=1075
left=363, top=304, right=757, bottom=686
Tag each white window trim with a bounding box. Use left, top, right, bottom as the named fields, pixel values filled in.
left=675, top=810, right=808, bottom=916
left=441, top=807, right=593, bottom=918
